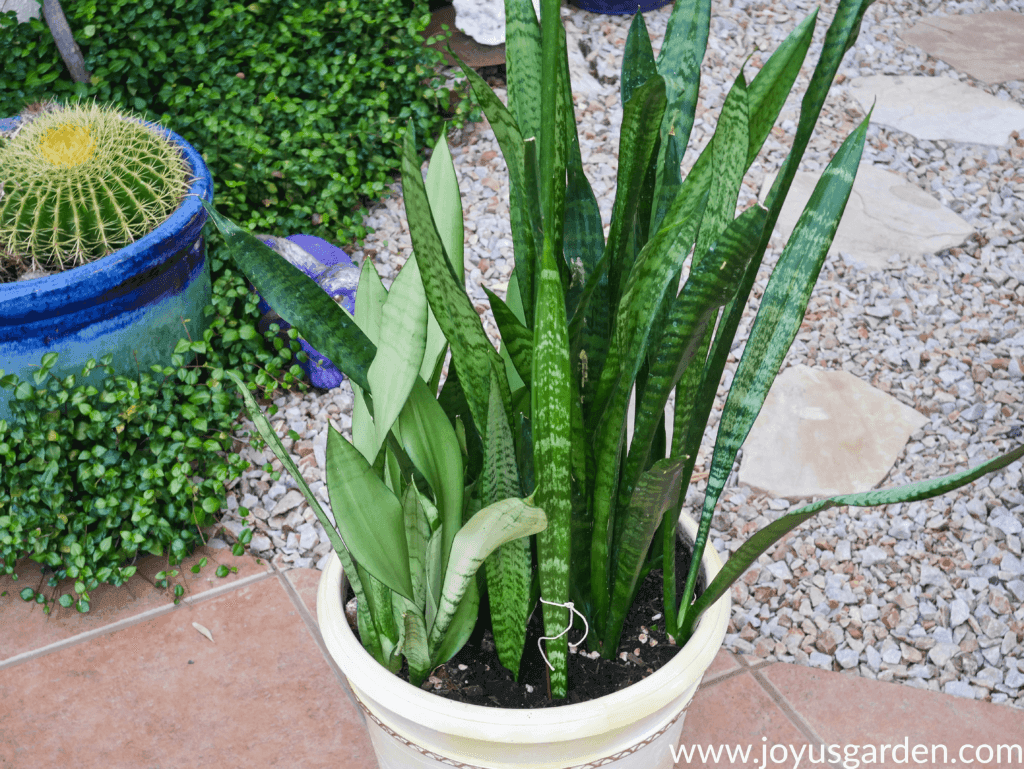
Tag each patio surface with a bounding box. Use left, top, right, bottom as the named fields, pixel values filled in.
left=2, top=546, right=1022, bottom=768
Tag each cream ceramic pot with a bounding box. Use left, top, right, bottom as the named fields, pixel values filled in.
left=316, top=512, right=730, bottom=769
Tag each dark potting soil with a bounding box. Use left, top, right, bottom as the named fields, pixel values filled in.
left=347, top=539, right=706, bottom=709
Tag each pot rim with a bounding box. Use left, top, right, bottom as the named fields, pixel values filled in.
left=0, top=119, right=214, bottom=311
left=316, top=510, right=730, bottom=740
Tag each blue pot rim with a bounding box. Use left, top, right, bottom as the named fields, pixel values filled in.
left=571, top=0, right=673, bottom=13
left=0, top=119, right=214, bottom=317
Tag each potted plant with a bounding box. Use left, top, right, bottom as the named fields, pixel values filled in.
left=0, top=97, right=214, bottom=421
left=198, top=0, right=1024, bottom=765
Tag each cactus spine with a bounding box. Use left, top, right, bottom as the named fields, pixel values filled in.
left=0, top=98, right=194, bottom=277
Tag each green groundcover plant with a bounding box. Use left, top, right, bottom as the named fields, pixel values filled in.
left=196, top=0, right=1024, bottom=700
left=0, top=269, right=310, bottom=613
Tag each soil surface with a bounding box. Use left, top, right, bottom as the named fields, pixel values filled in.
left=349, top=540, right=707, bottom=708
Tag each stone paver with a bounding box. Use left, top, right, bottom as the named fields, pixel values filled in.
left=422, top=5, right=505, bottom=68
left=739, top=365, right=930, bottom=500
left=900, top=10, right=1024, bottom=84
left=453, top=0, right=542, bottom=46
left=759, top=164, right=977, bottom=271
left=849, top=75, right=1024, bottom=146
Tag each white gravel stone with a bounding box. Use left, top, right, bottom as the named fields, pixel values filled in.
left=945, top=681, right=978, bottom=700
left=836, top=649, right=861, bottom=669
left=950, top=598, right=971, bottom=627
left=929, top=643, right=963, bottom=668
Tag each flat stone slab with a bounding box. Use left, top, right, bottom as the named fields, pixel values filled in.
left=759, top=164, right=976, bottom=271
left=849, top=75, right=1024, bottom=146
left=422, top=6, right=506, bottom=68
left=739, top=365, right=930, bottom=501
left=900, top=11, right=1024, bottom=84
left=453, top=0, right=542, bottom=46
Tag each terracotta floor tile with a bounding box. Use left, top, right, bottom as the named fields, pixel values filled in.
left=283, top=566, right=322, bottom=617
left=0, top=574, right=376, bottom=769
left=701, top=648, right=742, bottom=684
left=0, top=546, right=270, bottom=664
left=762, top=663, right=1024, bottom=767
left=680, top=666, right=813, bottom=768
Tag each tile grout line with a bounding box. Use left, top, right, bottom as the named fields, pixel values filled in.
left=697, top=652, right=775, bottom=690
left=275, top=567, right=367, bottom=726
left=0, top=569, right=276, bottom=672
left=746, top=664, right=846, bottom=769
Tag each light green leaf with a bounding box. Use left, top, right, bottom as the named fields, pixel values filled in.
left=367, top=254, right=428, bottom=458
left=427, top=496, right=547, bottom=658
left=325, top=423, right=415, bottom=602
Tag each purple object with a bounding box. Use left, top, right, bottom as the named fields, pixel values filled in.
left=570, top=0, right=672, bottom=13
left=253, top=234, right=359, bottom=390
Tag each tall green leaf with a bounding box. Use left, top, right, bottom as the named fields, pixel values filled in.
left=400, top=122, right=513, bottom=442
left=677, top=109, right=873, bottom=639
left=481, top=367, right=534, bottom=678
left=197, top=199, right=375, bottom=393
left=366, top=254, right=427, bottom=459
left=684, top=443, right=1024, bottom=637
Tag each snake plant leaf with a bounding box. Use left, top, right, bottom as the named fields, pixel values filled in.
left=590, top=204, right=766, bottom=632
left=366, top=253, right=428, bottom=460
left=540, top=9, right=569, bottom=287
left=350, top=259, right=389, bottom=461
left=561, top=27, right=604, bottom=329
left=682, top=442, right=1024, bottom=640
left=762, top=0, right=877, bottom=220
left=639, top=67, right=749, bottom=516
left=602, top=74, right=667, bottom=319
left=402, top=481, right=431, bottom=612
left=422, top=131, right=464, bottom=388
left=485, top=286, right=534, bottom=389
left=693, top=68, right=749, bottom=267
left=432, top=573, right=481, bottom=666
left=325, top=422, right=414, bottom=602
left=667, top=2, right=872, bottom=634
left=401, top=121, right=513, bottom=445
left=453, top=57, right=539, bottom=329
left=676, top=109, right=874, bottom=638
left=616, top=10, right=813, bottom=389
left=622, top=11, right=658, bottom=107
left=424, top=523, right=444, bottom=632
left=505, top=0, right=543, bottom=145
left=396, top=377, right=465, bottom=597
left=743, top=9, right=817, bottom=168
left=222, top=370, right=384, bottom=662
left=198, top=200, right=375, bottom=393
left=622, top=205, right=767, bottom=508
left=481, top=366, right=534, bottom=678
left=604, top=458, right=685, bottom=646
left=531, top=149, right=574, bottom=696
left=400, top=603, right=432, bottom=687
left=427, top=496, right=548, bottom=658
left=655, top=0, right=711, bottom=165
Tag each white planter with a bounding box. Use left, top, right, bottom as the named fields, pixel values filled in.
left=316, top=512, right=730, bottom=769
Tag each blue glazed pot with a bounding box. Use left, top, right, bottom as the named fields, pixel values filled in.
left=252, top=234, right=358, bottom=390
left=571, top=0, right=672, bottom=13
left=0, top=119, right=215, bottom=422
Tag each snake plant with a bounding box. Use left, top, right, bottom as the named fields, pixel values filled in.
left=198, top=0, right=1024, bottom=700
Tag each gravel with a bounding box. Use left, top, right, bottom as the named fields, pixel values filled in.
left=210, top=0, right=1024, bottom=708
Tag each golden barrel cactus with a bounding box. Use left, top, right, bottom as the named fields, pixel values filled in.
left=0, top=98, right=193, bottom=275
